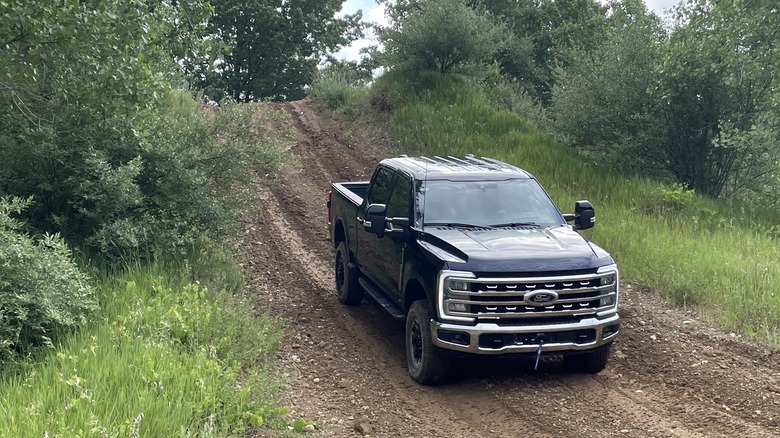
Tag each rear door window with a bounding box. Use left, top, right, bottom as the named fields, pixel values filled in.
left=368, top=168, right=395, bottom=205
left=386, top=175, right=411, bottom=218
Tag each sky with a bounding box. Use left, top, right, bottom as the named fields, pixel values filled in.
left=334, top=0, right=681, bottom=61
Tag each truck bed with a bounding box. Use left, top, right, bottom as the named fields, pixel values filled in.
left=332, top=181, right=369, bottom=206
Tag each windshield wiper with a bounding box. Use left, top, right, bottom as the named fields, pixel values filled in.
left=425, top=222, right=493, bottom=229
left=488, top=222, right=541, bottom=228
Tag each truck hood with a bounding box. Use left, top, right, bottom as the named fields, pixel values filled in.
left=420, top=225, right=613, bottom=272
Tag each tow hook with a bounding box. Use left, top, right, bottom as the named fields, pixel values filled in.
left=534, top=334, right=546, bottom=371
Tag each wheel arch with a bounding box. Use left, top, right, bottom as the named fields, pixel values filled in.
left=333, top=219, right=346, bottom=248
left=403, top=278, right=428, bottom=313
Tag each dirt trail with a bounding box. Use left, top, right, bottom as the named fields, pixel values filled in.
left=242, top=99, right=780, bottom=437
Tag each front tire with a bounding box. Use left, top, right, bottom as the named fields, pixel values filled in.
left=563, top=344, right=611, bottom=374
left=406, top=300, right=450, bottom=385
left=335, top=242, right=363, bottom=305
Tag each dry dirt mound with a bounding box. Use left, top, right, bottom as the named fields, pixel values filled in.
left=242, top=98, right=780, bottom=437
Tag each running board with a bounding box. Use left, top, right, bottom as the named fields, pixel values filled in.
left=358, top=277, right=405, bottom=320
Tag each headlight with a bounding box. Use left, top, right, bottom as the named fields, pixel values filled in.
left=597, top=264, right=618, bottom=287
left=447, top=302, right=469, bottom=313
left=448, top=279, right=471, bottom=292
left=597, top=264, right=619, bottom=310
left=438, top=271, right=476, bottom=323
left=599, top=295, right=616, bottom=307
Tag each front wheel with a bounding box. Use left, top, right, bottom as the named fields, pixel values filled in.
left=563, top=344, right=611, bottom=374
left=335, top=242, right=363, bottom=305
left=406, top=300, right=450, bottom=385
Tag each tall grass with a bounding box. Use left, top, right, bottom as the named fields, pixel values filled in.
left=0, top=263, right=286, bottom=436
left=374, top=70, right=780, bottom=347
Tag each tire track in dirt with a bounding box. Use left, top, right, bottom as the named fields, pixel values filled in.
left=244, top=98, right=780, bottom=437
left=253, top=187, right=556, bottom=437
left=247, top=99, right=556, bottom=437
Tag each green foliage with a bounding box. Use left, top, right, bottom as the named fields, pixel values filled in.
left=379, top=0, right=505, bottom=74
left=653, top=0, right=780, bottom=197
left=550, top=0, right=665, bottom=170
left=0, top=264, right=286, bottom=435
left=0, top=0, right=211, bottom=115
left=0, top=1, right=291, bottom=261
left=309, top=62, right=373, bottom=111
left=291, top=418, right=316, bottom=433
left=106, top=95, right=291, bottom=259
left=470, top=0, right=608, bottom=101
left=472, top=62, right=549, bottom=129
left=201, top=0, right=362, bottom=102
left=638, top=183, right=698, bottom=215
left=374, top=70, right=780, bottom=346
left=0, top=198, right=95, bottom=360
left=1, top=87, right=292, bottom=260
left=547, top=0, right=780, bottom=204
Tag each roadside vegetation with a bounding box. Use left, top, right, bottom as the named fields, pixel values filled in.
left=0, top=262, right=285, bottom=435
left=0, top=1, right=326, bottom=435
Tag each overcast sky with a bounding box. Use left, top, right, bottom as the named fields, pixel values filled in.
left=334, top=0, right=681, bottom=61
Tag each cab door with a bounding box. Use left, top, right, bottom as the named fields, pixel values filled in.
left=357, top=167, right=395, bottom=290
left=376, top=173, right=412, bottom=301
left=357, top=168, right=411, bottom=301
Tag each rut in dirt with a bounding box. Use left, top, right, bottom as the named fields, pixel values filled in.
left=242, top=99, right=780, bottom=438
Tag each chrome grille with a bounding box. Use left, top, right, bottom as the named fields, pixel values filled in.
left=442, top=272, right=617, bottom=321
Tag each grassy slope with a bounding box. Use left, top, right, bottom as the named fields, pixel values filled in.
left=0, top=99, right=294, bottom=436
left=372, top=70, right=780, bottom=346
left=0, top=263, right=286, bottom=436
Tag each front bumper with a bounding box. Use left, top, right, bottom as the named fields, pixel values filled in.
left=431, top=314, right=620, bottom=355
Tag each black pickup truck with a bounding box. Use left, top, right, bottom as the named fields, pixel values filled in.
left=328, top=155, right=620, bottom=384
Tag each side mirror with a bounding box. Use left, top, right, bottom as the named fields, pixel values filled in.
left=574, top=200, right=595, bottom=230
left=365, top=204, right=387, bottom=236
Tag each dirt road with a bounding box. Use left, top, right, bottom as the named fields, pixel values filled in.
left=242, top=99, right=780, bottom=437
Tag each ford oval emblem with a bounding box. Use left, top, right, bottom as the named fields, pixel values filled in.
left=524, top=290, right=559, bottom=306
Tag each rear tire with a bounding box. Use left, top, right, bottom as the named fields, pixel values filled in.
left=406, top=300, right=450, bottom=385
left=563, top=344, right=611, bottom=374
left=335, top=242, right=363, bottom=305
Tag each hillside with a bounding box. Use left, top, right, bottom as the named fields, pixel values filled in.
left=242, top=98, right=780, bottom=437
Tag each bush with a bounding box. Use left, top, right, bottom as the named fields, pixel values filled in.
left=379, top=0, right=505, bottom=74
left=471, top=63, right=549, bottom=128
left=309, top=79, right=360, bottom=110
left=0, top=91, right=291, bottom=261
left=0, top=198, right=95, bottom=360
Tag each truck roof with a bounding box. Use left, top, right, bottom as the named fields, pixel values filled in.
left=379, top=155, right=534, bottom=181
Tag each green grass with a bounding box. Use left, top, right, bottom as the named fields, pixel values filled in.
left=0, top=263, right=286, bottom=436
left=373, top=70, right=780, bottom=347
left=308, top=77, right=368, bottom=116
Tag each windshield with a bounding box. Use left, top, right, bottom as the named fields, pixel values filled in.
left=418, top=179, right=564, bottom=228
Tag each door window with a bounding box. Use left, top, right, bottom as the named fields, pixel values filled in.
left=368, top=168, right=395, bottom=205
left=386, top=175, right=411, bottom=218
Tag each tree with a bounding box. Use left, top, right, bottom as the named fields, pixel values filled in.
left=0, top=1, right=288, bottom=259
left=0, top=0, right=209, bottom=232
left=379, top=0, right=505, bottom=74
left=471, top=0, right=608, bottom=102
left=550, top=0, right=666, bottom=170
left=201, top=0, right=361, bottom=102
left=654, top=0, right=780, bottom=197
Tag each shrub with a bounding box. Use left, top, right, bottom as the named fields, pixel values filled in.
left=309, top=79, right=359, bottom=109
left=0, top=91, right=291, bottom=261
left=0, top=198, right=95, bottom=360
left=379, top=0, right=505, bottom=74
